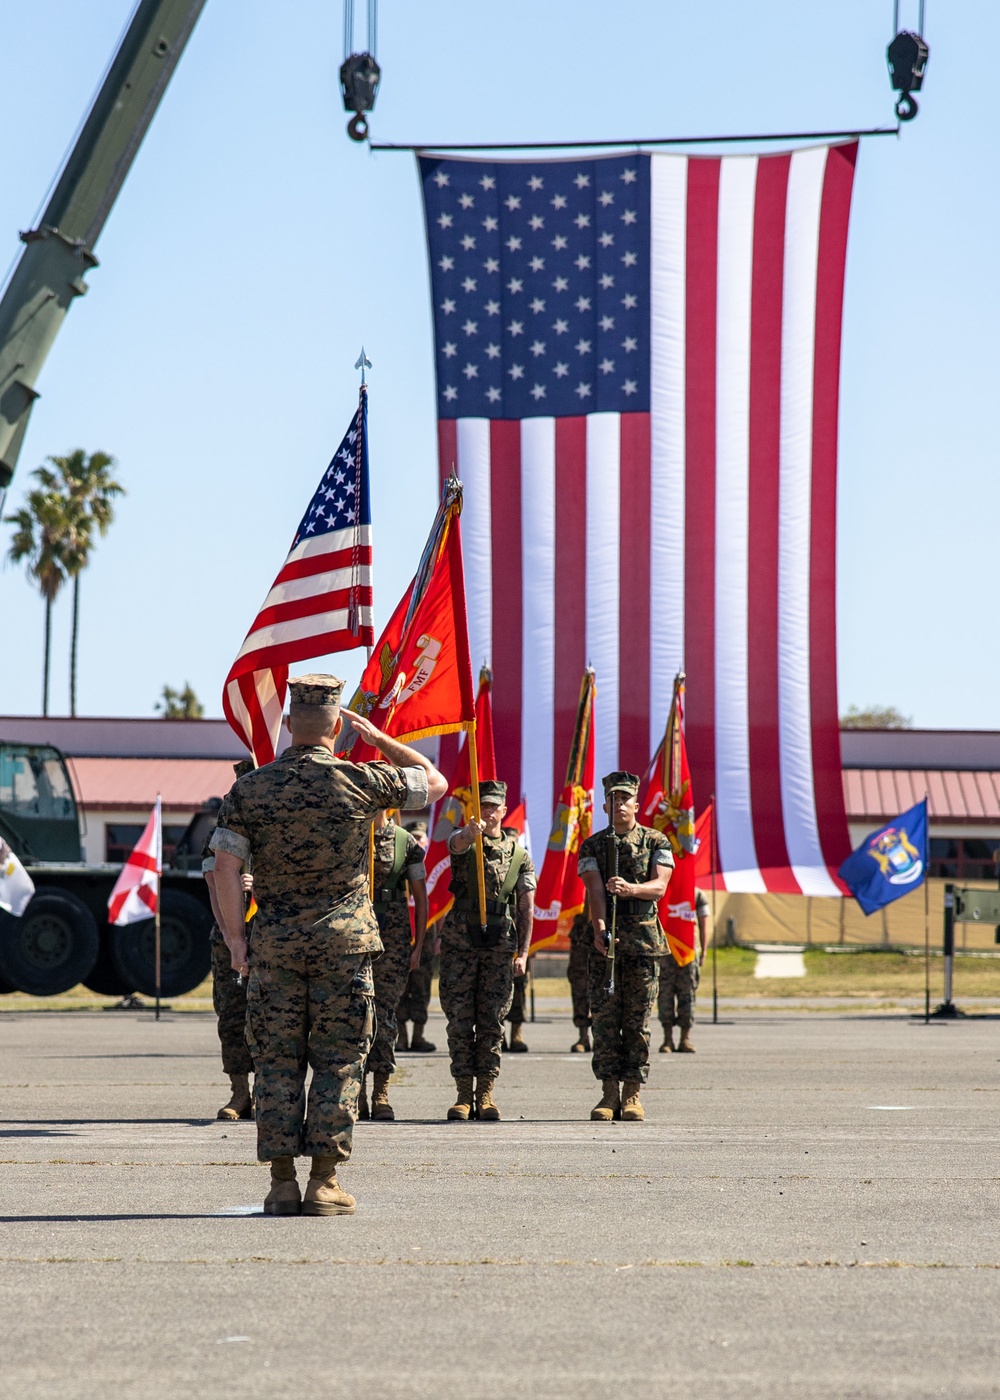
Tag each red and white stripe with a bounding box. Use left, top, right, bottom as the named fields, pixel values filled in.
left=108, top=796, right=161, bottom=925
left=223, top=526, right=373, bottom=763
left=438, top=144, right=856, bottom=894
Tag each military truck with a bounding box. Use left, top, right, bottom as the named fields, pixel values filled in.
left=0, top=741, right=214, bottom=998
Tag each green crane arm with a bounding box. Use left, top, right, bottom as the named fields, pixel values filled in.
left=0, top=0, right=207, bottom=501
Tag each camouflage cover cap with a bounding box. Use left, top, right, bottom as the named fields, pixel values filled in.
left=288, top=673, right=345, bottom=705
left=404, top=819, right=428, bottom=837
left=603, top=770, right=640, bottom=796
left=233, top=759, right=255, bottom=778
left=479, top=779, right=508, bottom=804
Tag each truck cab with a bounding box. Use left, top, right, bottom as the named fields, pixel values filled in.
left=0, top=742, right=82, bottom=862
left=0, top=740, right=213, bottom=999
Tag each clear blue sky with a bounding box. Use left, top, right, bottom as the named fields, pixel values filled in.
left=1, top=0, right=996, bottom=728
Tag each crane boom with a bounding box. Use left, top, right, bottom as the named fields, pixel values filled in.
left=0, top=0, right=207, bottom=502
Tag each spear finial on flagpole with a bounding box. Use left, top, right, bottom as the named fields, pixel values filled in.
left=355, top=345, right=372, bottom=385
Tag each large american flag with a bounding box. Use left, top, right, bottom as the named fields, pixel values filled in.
left=223, top=390, right=373, bottom=764
left=420, top=144, right=857, bottom=895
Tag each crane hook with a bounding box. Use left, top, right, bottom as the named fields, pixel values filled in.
left=347, top=112, right=370, bottom=141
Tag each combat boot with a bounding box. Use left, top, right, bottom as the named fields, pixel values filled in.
left=621, top=1081, right=645, bottom=1121
left=659, top=1028, right=675, bottom=1053
left=410, top=1023, right=436, bottom=1052
left=677, top=1028, right=696, bottom=1053
left=302, top=1155, right=356, bottom=1216
left=508, top=1023, right=529, bottom=1053
left=217, top=1072, right=252, bottom=1121
left=476, top=1076, right=501, bottom=1121
left=571, top=1028, right=591, bottom=1053
left=263, top=1156, right=301, bottom=1215
left=447, top=1076, right=474, bottom=1121
left=358, top=1073, right=370, bottom=1120
left=396, top=1023, right=409, bottom=1051
left=590, top=1079, right=621, bottom=1122
left=371, top=1071, right=395, bottom=1122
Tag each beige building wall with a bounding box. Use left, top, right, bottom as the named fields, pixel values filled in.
left=707, top=877, right=999, bottom=952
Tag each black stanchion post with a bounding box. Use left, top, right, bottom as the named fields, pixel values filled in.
left=942, top=883, right=955, bottom=1011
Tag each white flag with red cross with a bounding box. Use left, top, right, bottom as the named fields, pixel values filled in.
left=108, top=797, right=162, bottom=926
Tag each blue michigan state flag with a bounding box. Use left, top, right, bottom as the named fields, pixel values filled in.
left=838, top=799, right=928, bottom=916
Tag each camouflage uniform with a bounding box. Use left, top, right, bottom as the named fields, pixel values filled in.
left=578, top=821, right=674, bottom=1084
left=210, top=928, right=253, bottom=1075
left=507, top=970, right=528, bottom=1027
left=397, top=933, right=435, bottom=1031
left=369, top=822, right=427, bottom=1076
left=568, top=911, right=592, bottom=1034
left=202, top=763, right=255, bottom=1083
left=439, top=833, right=536, bottom=1081
left=658, top=888, right=709, bottom=1032
left=210, top=745, right=427, bottom=1163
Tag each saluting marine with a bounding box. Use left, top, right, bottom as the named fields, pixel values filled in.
left=578, top=772, right=674, bottom=1123
left=362, top=810, right=428, bottom=1120
left=440, top=779, right=536, bottom=1121
left=210, top=674, right=446, bottom=1217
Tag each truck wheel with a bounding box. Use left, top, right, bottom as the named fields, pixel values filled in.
left=82, top=930, right=133, bottom=997
left=0, top=889, right=99, bottom=996
left=109, top=890, right=212, bottom=997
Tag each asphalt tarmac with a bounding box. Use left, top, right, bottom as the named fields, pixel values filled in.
left=1, top=1008, right=998, bottom=1398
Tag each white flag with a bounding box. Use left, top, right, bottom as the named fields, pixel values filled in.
left=0, top=839, right=35, bottom=917
left=108, top=797, right=162, bottom=926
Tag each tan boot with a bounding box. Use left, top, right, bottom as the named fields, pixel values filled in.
left=477, top=1076, right=501, bottom=1121
left=371, top=1071, right=395, bottom=1122
left=677, top=1027, right=696, bottom=1053
left=302, top=1155, right=356, bottom=1216
left=508, top=1023, right=529, bottom=1053
left=262, top=1156, right=301, bottom=1215
left=659, top=1028, right=675, bottom=1053
left=571, top=1027, right=592, bottom=1053
left=217, top=1072, right=252, bottom=1121
left=591, top=1079, right=621, bottom=1122
left=357, top=1073, right=370, bottom=1120
left=621, top=1081, right=645, bottom=1121
left=409, top=1023, right=436, bottom=1053
left=447, top=1076, right=474, bottom=1121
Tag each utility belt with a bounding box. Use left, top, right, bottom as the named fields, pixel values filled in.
left=612, top=897, right=655, bottom=918
left=372, top=886, right=408, bottom=912
left=453, top=896, right=515, bottom=948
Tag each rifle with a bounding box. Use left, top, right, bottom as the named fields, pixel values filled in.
left=605, top=830, right=617, bottom=994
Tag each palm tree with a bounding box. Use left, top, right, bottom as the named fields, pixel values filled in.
left=5, top=488, right=72, bottom=715
left=36, top=451, right=124, bottom=716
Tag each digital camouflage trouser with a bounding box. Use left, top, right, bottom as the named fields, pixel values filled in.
left=211, top=930, right=253, bottom=1077
left=438, top=937, right=514, bottom=1080
left=245, top=928, right=374, bottom=1163
left=397, top=928, right=435, bottom=1029
left=507, top=970, right=527, bottom=1027
left=369, top=906, right=412, bottom=1076
left=568, top=922, right=592, bottom=1030
left=588, top=950, right=659, bottom=1083
left=658, top=954, right=701, bottom=1030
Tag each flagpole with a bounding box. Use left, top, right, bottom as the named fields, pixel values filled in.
left=710, top=794, right=718, bottom=1026
left=154, top=793, right=162, bottom=1023
left=924, top=792, right=931, bottom=1025
left=466, top=722, right=488, bottom=934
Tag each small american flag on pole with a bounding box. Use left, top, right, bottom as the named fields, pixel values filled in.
left=223, top=386, right=373, bottom=764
